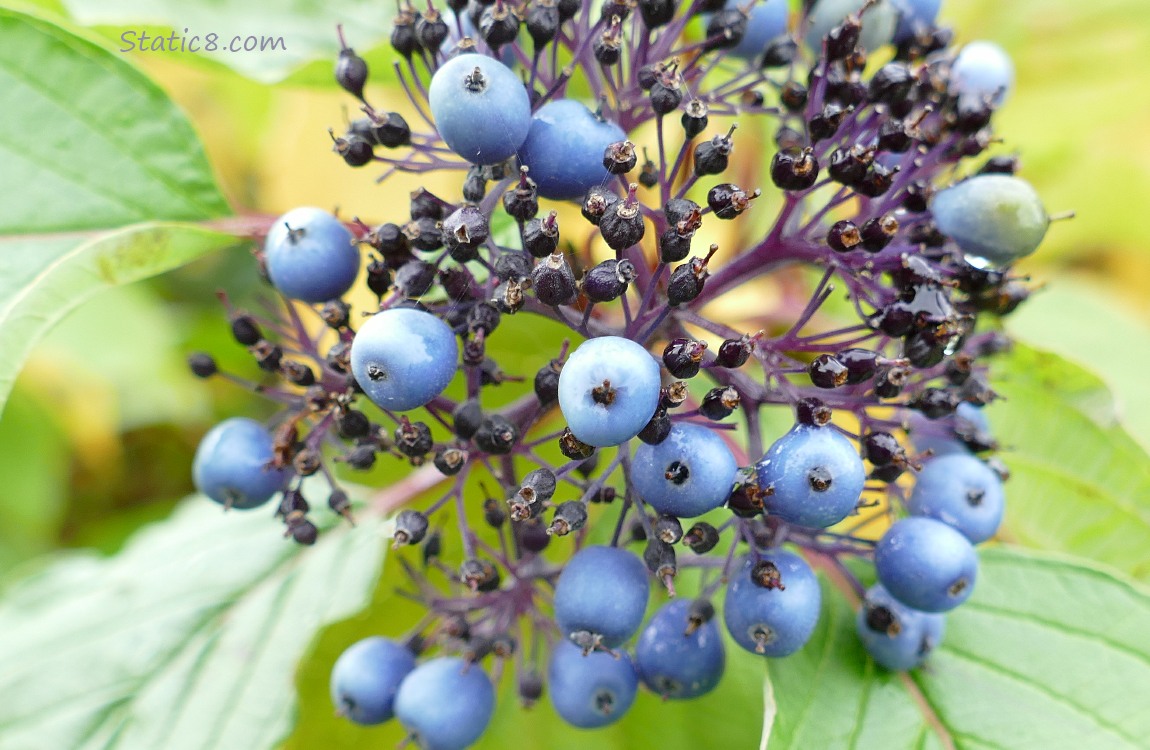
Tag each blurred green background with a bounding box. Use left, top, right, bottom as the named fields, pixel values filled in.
left=0, top=0, right=1148, bottom=746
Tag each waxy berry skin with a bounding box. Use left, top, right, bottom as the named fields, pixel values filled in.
left=350, top=307, right=458, bottom=412
left=724, top=551, right=822, bottom=657
left=557, top=336, right=661, bottom=448
left=931, top=174, right=1048, bottom=268
left=804, top=0, right=899, bottom=53
left=756, top=424, right=866, bottom=529
left=518, top=99, right=627, bottom=201
left=855, top=584, right=946, bottom=671
left=554, top=545, right=649, bottom=648
left=908, top=453, right=1005, bottom=544
left=631, top=422, right=739, bottom=518
left=548, top=639, right=640, bottom=729
left=263, top=207, right=359, bottom=303
left=428, top=53, right=531, bottom=165
left=891, top=0, right=941, bottom=43
left=950, top=40, right=1014, bottom=108
left=635, top=599, right=726, bottom=699
left=721, top=0, right=788, bottom=59
left=329, top=637, right=416, bottom=725
left=875, top=517, right=978, bottom=612
left=192, top=417, right=291, bottom=510
left=393, top=657, right=496, bottom=750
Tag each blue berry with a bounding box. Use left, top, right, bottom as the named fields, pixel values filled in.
left=517, top=99, right=627, bottom=201
left=393, top=657, right=495, bottom=750
left=950, top=40, right=1014, bottom=108
left=548, top=639, right=640, bottom=728
left=890, top=0, right=941, bottom=44
left=875, top=516, right=978, bottom=612
left=855, top=584, right=946, bottom=671
left=631, top=422, right=738, bottom=518
left=428, top=52, right=531, bottom=165
left=557, top=336, right=661, bottom=447
left=931, top=174, right=1048, bottom=268
left=755, top=423, right=866, bottom=528
left=907, top=453, right=1004, bottom=543
left=804, top=0, right=898, bottom=53
left=724, top=0, right=788, bottom=59
left=192, top=417, right=291, bottom=510
left=635, top=599, right=725, bottom=699
left=263, top=207, right=358, bottom=303
left=554, top=545, right=649, bottom=649
left=955, top=401, right=990, bottom=433
left=723, top=550, right=821, bottom=657
left=350, top=307, right=458, bottom=412
left=330, top=637, right=417, bottom=725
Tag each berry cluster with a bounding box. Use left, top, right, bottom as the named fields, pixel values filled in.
left=188, top=0, right=1054, bottom=745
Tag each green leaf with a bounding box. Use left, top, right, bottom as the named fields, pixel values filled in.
left=0, top=8, right=229, bottom=231
left=54, top=0, right=392, bottom=83
left=767, top=547, right=1150, bottom=749
left=0, top=497, right=388, bottom=750
left=989, top=345, right=1150, bottom=580
left=1005, top=281, right=1150, bottom=451
left=0, top=383, right=69, bottom=571
left=0, top=8, right=235, bottom=416
left=0, top=223, right=244, bottom=417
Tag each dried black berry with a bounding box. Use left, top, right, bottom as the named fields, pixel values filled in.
left=663, top=338, right=708, bottom=378
left=771, top=147, right=820, bottom=191
left=795, top=397, right=833, bottom=426
left=525, top=0, right=560, bottom=47
left=394, top=509, right=429, bottom=546
left=504, top=167, right=539, bottom=221
left=861, top=214, right=899, bottom=252
left=809, top=102, right=850, bottom=143
left=707, top=183, right=759, bottom=219
left=230, top=314, right=263, bottom=346
left=559, top=428, right=595, bottom=460
left=638, top=0, right=674, bottom=27
left=330, top=131, right=374, bottom=167
left=693, top=125, right=737, bottom=176
left=335, top=36, right=368, bottom=99
left=667, top=245, right=718, bottom=306
left=394, top=259, right=437, bottom=297
left=637, top=407, right=672, bottom=444
left=603, top=140, right=637, bottom=174
left=716, top=334, right=755, bottom=368
left=548, top=501, right=588, bottom=536
left=187, top=352, right=217, bottom=378
left=372, top=111, right=412, bottom=148
left=700, top=386, right=740, bottom=420
left=474, top=415, right=519, bottom=454
left=761, top=36, right=798, bottom=67
left=534, top=356, right=563, bottom=404
left=582, top=259, right=637, bottom=303
left=809, top=353, right=849, bottom=388
left=581, top=187, right=620, bottom=226
left=827, top=220, right=863, bottom=252
left=433, top=447, right=468, bottom=476
left=869, top=62, right=915, bottom=105
left=598, top=184, right=646, bottom=251
left=394, top=418, right=433, bottom=459
left=780, top=81, right=808, bottom=112
left=531, top=251, right=578, bottom=306
left=523, top=211, right=560, bottom=257
left=683, top=522, right=720, bottom=554
left=281, top=360, right=316, bottom=386
left=681, top=99, right=709, bottom=139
